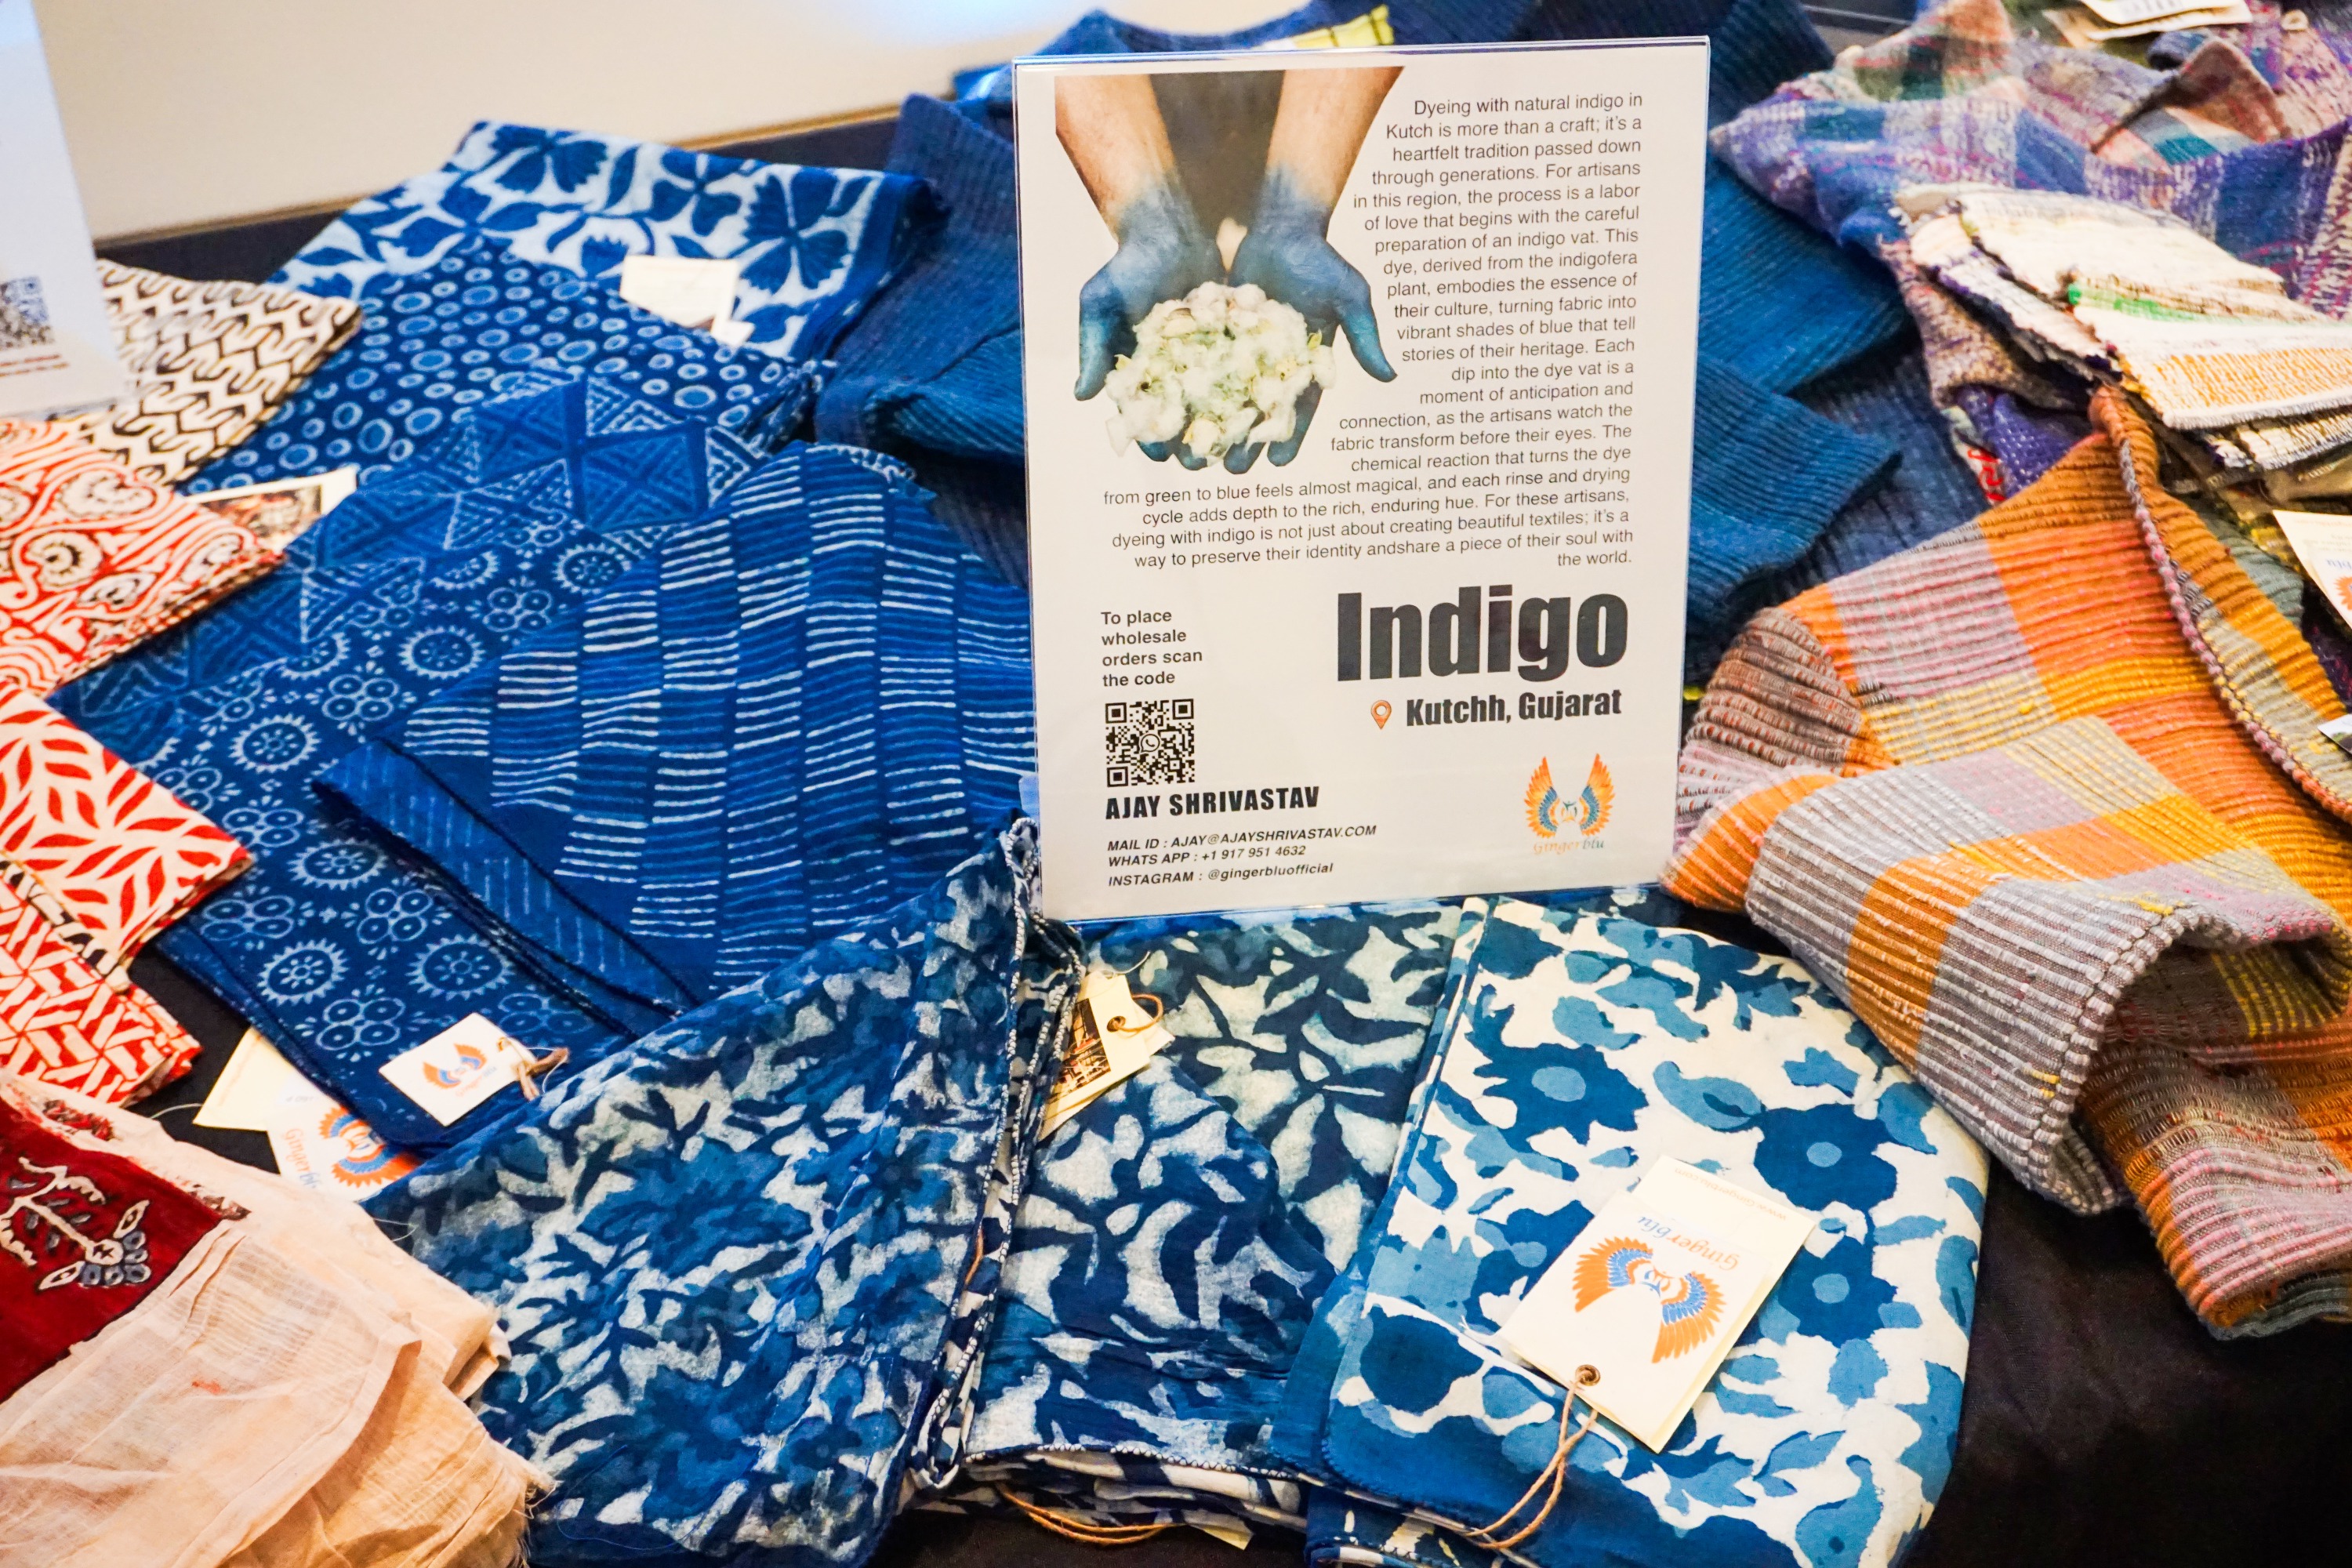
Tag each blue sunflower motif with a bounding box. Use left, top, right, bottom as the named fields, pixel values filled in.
left=258, top=938, right=347, bottom=1004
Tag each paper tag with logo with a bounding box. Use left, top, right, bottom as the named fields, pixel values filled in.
left=2274, top=510, right=2352, bottom=633
left=265, top=1073, right=419, bottom=1200
left=618, top=254, right=742, bottom=332
left=377, top=1012, right=534, bottom=1125
left=1497, top=1158, right=1814, bottom=1451
left=1040, top=970, right=1175, bottom=1135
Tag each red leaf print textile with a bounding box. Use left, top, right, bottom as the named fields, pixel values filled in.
left=0, top=886, right=201, bottom=1105
left=0, top=688, right=247, bottom=967
left=0, top=1092, right=220, bottom=1399
left=0, top=421, right=281, bottom=694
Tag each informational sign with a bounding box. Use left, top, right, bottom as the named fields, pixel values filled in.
left=0, top=0, right=124, bottom=417
left=1017, top=38, right=1704, bottom=920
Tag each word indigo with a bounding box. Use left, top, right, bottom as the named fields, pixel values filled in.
left=1335, top=586, right=1627, bottom=683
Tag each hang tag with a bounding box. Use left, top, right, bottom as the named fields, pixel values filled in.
left=2325, top=714, right=2352, bottom=762
left=194, top=1025, right=300, bottom=1131
left=1040, top=970, right=1175, bottom=1135
left=377, top=1013, right=535, bottom=1125
left=618, top=254, right=742, bottom=332
left=2274, top=509, right=2352, bottom=636
left=1497, top=1159, right=1813, bottom=1451
left=264, top=1073, right=418, bottom=1200
left=709, top=318, right=754, bottom=348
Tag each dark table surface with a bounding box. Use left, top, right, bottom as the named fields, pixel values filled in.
left=103, top=109, right=2352, bottom=1568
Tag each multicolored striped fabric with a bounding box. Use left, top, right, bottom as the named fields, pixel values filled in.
left=1668, top=390, right=2352, bottom=1335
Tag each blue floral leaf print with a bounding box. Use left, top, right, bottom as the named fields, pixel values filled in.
left=645, top=182, right=691, bottom=223
left=1753, top=1428, right=1842, bottom=1497
left=738, top=242, right=798, bottom=295
left=489, top=123, right=551, bottom=175
left=791, top=227, right=851, bottom=288
left=1896, top=1363, right=1965, bottom=1502
left=691, top=189, right=742, bottom=236
left=671, top=235, right=711, bottom=260
left=734, top=303, right=800, bottom=343
left=550, top=138, right=608, bottom=192
left=1933, top=1234, right=1977, bottom=1334
left=603, top=145, right=638, bottom=209
left=299, top=249, right=361, bottom=269
left=659, top=146, right=703, bottom=181
left=480, top=201, right=546, bottom=234
left=1752, top=1103, right=1899, bottom=1212
left=440, top=184, right=492, bottom=224
left=578, top=238, right=630, bottom=278
left=391, top=216, right=463, bottom=257
left=543, top=213, right=590, bottom=255
left=1796, top=1456, right=1884, bottom=1568
left=1652, top=1061, right=1761, bottom=1131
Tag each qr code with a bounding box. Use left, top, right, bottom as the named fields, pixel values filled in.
left=1105, top=698, right=1195, bottom=787
left=0, top=278, right=53, bottom=350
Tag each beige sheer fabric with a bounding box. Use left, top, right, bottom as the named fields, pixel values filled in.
left=0, top=1079, right=539, bottom=1567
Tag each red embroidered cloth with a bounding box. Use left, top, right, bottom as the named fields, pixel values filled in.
left=0, top=1093, right=220, bottom=1399
left=0, top=421, right=280, bottom=694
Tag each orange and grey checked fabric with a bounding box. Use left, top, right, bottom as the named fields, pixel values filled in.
left=1668, top=390, right=2352, bottom=1336
left=63, top=262, right=359, bottom=488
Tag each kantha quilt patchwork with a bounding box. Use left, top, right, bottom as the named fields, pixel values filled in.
left=1276, top=901, right=1986, bottom=1568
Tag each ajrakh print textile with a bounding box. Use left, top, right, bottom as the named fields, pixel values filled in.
left=61, top=262, right=360, bottom=486
left=1276, top=901, right=1987, bottom=1568
left=275, top=123, right=930, bottom=364
left=954, top=906, right=1460, bottom=1526
left=368, top=826, right=1081, bottom=1568
left=0, top=422, right=278, bottom=695
left=188, top=234, right=811, bottom=495
left=0, top=1079, right=541, bottom=1568
left=0, top=1091, right=223, bottom=1399
left=53, top=371, right=782, bottom=1152
left=1668, top=390, right=2352, bottom=1335
left=315, top=443, right=1033, bottom=1016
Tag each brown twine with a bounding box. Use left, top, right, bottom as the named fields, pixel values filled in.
left=514, top=1046, right=570, bottom=1101
left=1458, top=1365, right=1601, bottom=1552
left=1003, top=1489, right=1173, bottom=1545
left=1100, top=989, right=1164, bottom=1035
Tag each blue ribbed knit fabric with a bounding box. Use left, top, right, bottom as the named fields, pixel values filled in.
left=1699, top=160, right=1908, bottom=395
left=313, top=443, right=1034, bottom=1017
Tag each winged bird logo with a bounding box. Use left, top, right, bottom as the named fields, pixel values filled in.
left=1570, top=1236, right=1726, bottom=1363
left=1525, top=754, right=1613, bottom=838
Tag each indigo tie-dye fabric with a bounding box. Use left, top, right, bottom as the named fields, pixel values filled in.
left=953, top=905, right=1461, bottom=1521
left=1276, top=900, right=1987, bottom=1568
left=187, top=235, right=808, bottom=493
left=53, top=370, right=781, bottom=1151
left=314, top=442, right=1033, bottom=1016
left=368, top=825, right=1080, bottom=1568
left=276, top=122, right=930, bottom=363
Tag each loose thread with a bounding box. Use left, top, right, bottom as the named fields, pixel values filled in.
left=1003, top=1489, right=1172, bottom=1545
left=1458, top=1365, right=1600, bottom=1552
left=516, top=1047, right=570, bottom=1101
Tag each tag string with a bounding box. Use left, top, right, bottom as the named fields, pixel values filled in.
left=1002, top=1490, right=1171, bottom=1545
left=1103, top=989, right=1163, bottom=1035
left=514, top=1047, right=570, bottom=1102
left=1459, top=1365, right=1600, bottom=1552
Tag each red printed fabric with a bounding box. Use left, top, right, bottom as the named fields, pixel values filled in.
left=0, top=686, right=247, bottom=967
left=0, top=1091, right=220, bottom=1399
left=0, top=886, right=201, bottom=1104
left=0, top=421, right=281, bottom=694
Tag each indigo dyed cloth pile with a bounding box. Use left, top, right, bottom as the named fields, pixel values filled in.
left=10, top=0, right=2352, bottom=1564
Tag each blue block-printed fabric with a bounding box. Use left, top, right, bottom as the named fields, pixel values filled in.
left=368, top=825, right=1082, bottom=1568
left=275, top=122, right=931, bottom=363
left=313, top=441, right=1034, bottom=1015
left=951, top=906, right=1460, bottom=1512
left=189, top=235, right=811, bottom=493
left=53, top=372, right=782, bottom=1150
left=1278, top=900, right=1987, bottom=1568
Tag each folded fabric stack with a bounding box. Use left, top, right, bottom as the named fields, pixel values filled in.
left=1671, top=389, right=2352, bottom=1336
left=1896, top=181, right=2352, bottom=495
left=0, top=1071, right=539, bottom=1566
left=368, top=825, right=1078, bottom=1568
left=1272, top=899, right=1986, bottom=1568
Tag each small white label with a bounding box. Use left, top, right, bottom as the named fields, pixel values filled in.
left=194, top=1025, right=300, bottom=1131
left=618, top=254, right=742, bottom=332
left=376, top=1012, right=534, bottom=1125
left=1040, top=970, right=1175, bottom=1135
left=1497, top=1158, right=1814, bottom=1451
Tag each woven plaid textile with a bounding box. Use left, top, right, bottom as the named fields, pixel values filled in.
left=1668, top=391, right=2352, bottom=1335
left=0, top=422, right=279, bottom=695
left=61, top=263, right=359, bottom=487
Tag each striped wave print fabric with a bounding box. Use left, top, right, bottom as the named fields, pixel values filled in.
left=317, top=443, right=1033, bottom=1013
left=1666, top=388, right=2352, bottom=1335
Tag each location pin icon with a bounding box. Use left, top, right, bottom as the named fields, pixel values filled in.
left=1371, top=700, right=1392, bottom=729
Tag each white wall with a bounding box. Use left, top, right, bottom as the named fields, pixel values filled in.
left=35, top=0, right=1290, bottom=241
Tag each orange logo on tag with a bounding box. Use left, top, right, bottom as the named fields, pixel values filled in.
left=1572, top=1237, right=1726, bottom=1363
left=1526, top=754, right=1613, bottom=837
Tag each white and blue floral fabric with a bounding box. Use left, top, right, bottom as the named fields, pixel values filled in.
left=368, top=824, right=1080, bottom=1568
left=1276, top=900, right=1986, bottom=1568
left=275, top=122, right=931, bottom=363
